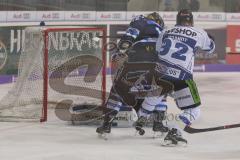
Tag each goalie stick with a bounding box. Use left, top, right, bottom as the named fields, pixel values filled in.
left=184, top=123, right=240, bottom=134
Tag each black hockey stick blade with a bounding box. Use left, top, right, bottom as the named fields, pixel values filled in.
left=184, top=123, right=240, bottom=134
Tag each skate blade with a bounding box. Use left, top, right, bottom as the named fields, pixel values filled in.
left=160, top=140, right=187, bottom=147
left=98, top=133, right=109, bottom=140
left=134, top=130, right=142, bottom=136
left=153, top=132, right=166, bottom=139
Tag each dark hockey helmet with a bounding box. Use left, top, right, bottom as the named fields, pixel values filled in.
left=146, top=12, right=165, bottom=28
left=176, top=9, right=193, bottom=26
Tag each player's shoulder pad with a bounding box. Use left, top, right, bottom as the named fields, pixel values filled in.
left=130, top=15, right=145, bottom=23
left=190, top=26, right=208, bottom=37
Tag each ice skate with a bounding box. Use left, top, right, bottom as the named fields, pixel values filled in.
left=161, top=128, right=187, bottom=147
left=135, top=116, right=147, bottom=136
left=96, top=108, right=118, bottom=140
left=96, top=121, right=112, bottom=140
left=152, top=111, right=169, bottom=138
left=152, top=121, right=169, bottom=138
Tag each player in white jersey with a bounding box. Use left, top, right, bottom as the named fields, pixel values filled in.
left=141, top=9, right=215, bottom=146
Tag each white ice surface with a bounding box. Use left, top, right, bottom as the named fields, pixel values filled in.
left=0, top=72, right=240, bottom=160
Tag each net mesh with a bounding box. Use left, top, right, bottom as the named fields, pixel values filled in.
left=0, top=27, right=106, bottom=121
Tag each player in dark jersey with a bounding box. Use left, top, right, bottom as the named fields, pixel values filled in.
left=96, top=12, right=168, bottom=137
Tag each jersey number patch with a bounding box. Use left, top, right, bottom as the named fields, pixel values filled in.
left=159, top=38, right=188, bottom=61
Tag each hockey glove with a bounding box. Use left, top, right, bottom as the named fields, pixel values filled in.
left=118, top=40, right=133, bottom=53
left=111, top=49, right=128, bottom=62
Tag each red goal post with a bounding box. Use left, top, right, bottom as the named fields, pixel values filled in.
left=41, top=27, right=107, bottom=122
left=0, top=26, right=107, bottom=122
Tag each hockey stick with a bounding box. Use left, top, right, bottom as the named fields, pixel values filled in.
left=97, top=35, right=122, bottom=38
left=184, top=123, right=240, bottom=134
left=97, top=35, right=159, bottom=39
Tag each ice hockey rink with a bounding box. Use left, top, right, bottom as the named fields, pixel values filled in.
left=0, top=72, right=240, bottom=160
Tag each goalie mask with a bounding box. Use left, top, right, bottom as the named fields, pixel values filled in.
left=176, top=9, right=193, bottom=26
left=146, top=12, right=164, bottom=28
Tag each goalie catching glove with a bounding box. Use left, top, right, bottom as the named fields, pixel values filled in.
left=118, top=40, right=133, bottom=53
left=111, top=49, right=128, bottom=63
left=111, top=40, right=132, bottom=62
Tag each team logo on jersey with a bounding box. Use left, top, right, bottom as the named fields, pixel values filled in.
left=0, top=41, right=7, bottom=71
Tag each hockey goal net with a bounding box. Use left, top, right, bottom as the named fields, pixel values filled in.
left=0, top=26, right=107, bottom=122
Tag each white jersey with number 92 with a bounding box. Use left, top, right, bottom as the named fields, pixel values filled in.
left=157, top=26, right=215, bottom=74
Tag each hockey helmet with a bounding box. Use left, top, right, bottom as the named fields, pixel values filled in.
left=146, top=12, right=165, bottom=28
left=176, top=9, right=193, bottom=26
